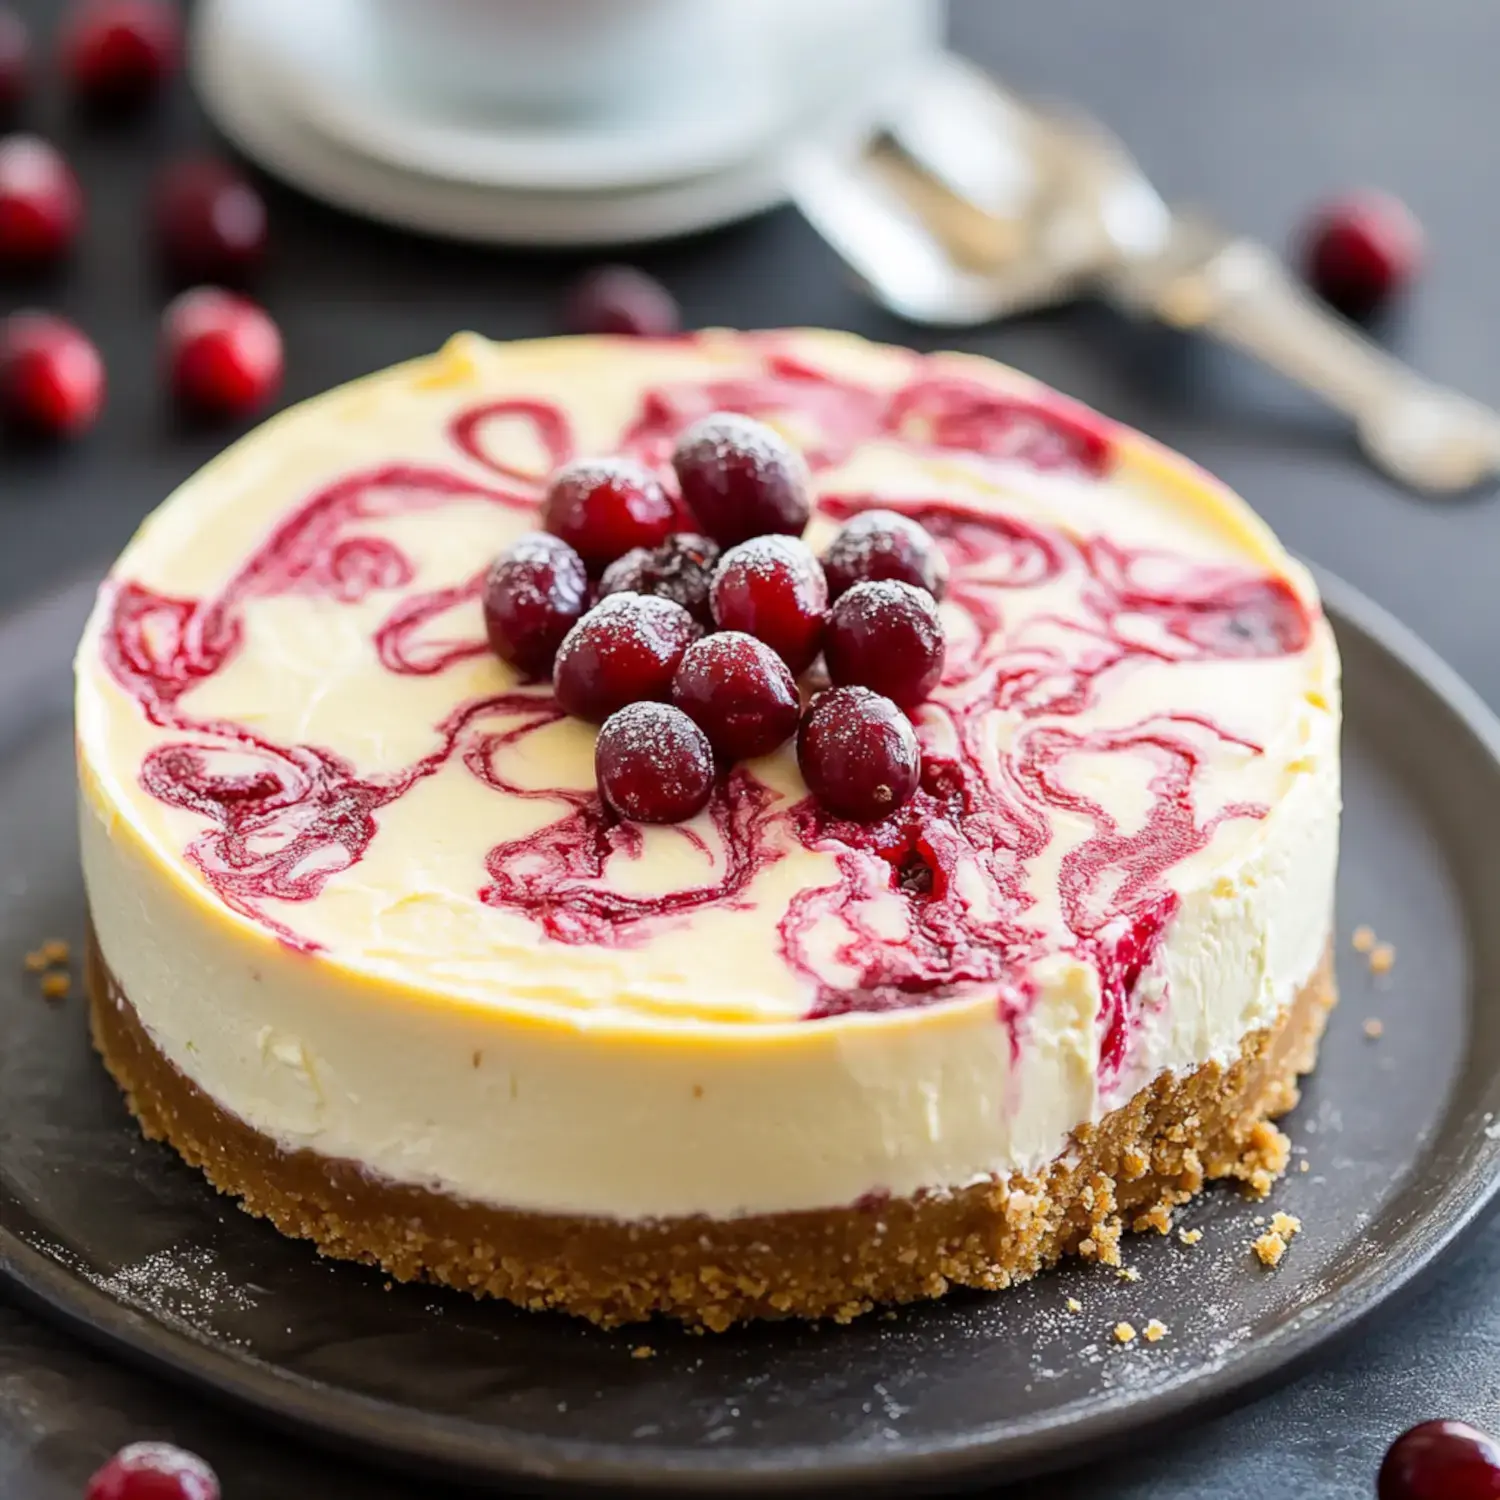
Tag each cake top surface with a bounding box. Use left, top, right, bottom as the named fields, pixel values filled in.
left=76, top=329, right=1339, bottom=1035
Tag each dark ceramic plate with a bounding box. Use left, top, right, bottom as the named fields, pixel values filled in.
left=2, top=570, right=1500, bottom=1496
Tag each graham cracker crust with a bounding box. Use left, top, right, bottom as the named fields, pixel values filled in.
left=87, top=934, right=1335, bottom=1330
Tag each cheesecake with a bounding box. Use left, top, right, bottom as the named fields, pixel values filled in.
left=76, top=329, right=1340, bottom=1329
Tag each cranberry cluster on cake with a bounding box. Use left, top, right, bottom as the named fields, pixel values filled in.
left=75, top=329, right=1340, bottom=1330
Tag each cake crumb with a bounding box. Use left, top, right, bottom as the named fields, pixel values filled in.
left=1065, top=1296, right=1082, bottom=1313
left=1351, top=925, right=1377, bottom=953
left=1270, top=1211, right=1302, bottom=1238
left=1363, top=1018, right=1385, bottom=1039
left=1116, top=1265, right=1140, bottom=1283
left=40, top=971, right=70, bottom=1000
left=1252, top=1231, right=1287, bottom=1267
left=1299, top=1160, right=1311, bottom=1173
left=40, top=939, right=69, bottom=964
left=23, top=948, right=48, bottom=972
left=1178, top=1228, right=1203, bottom=1246
left=1143, top=1319, right=1169, bottom=1343
left=632, top=1345, right=656, bottom=1360
left=1369, top=942, right=1396, bottom=975
left=1113, top=1321, right=1136, bottom=1345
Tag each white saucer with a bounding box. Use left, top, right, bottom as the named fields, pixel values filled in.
left=191, top=0, right=943, bottom=246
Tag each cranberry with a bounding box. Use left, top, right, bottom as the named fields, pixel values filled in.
left=596, top=701, right=714, bottom=824
left=60, top=0, right=181, bottom=111
left=0, top=311, right=103, bottom=437
left=710, top=534, right=827, bottom=674
left=822, top=509, right=948, bottom=602
left=0, top=135, right=83, bottom=269
left=672, top=631, right=800, bottom=761
left=1379, top=1420, right=1500, bottom=1500
left=824, top=580, right=945, bottom=708
left=482, top=532, right=590, bottom=678
left=162, top=288, right=282, bottom=420
left=672, top=412, right=811, bottom=547
left=1301, top=190, right=1424, bottom=320
left=797, top=686, right=919, bottom=822
left=541, top=457, right=676, bottom=575
left=562, top=264, right=679, bottom=338
left=0, top=9, right=30, bottom=122
left=553, top=592, right=699, bottom=723
left=597, top=532, right=719, bottom=625
left=85, top=1441, right=220, bottom=1500
left=154, top=156, right=268, bottom=284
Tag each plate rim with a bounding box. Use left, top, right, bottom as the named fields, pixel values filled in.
left=4, top=565, right=1500, bottom=1493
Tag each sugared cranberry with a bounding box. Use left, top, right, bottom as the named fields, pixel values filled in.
left=541, top=457, right=676, bottom=576
left=710, top=534, right=827, bottom=674
left=162, top=287, right=282, bottom=420
left=672, top=631, right=800, bottom=761
left=482, top=532, right=590, bottom=678
left=822, top=509, right=948, bottom=602
left=1379, top=1421, right=1500, bottom=1500
left=596, top=701, right=714, bottom=824
left=1301, top=190, right=1424, bottom=320
left=154, top=156, right=268, bottom=284
left=824, top=580, right=945, bottom=708
left=562, top=264, right=679, bottom=338
left=797, top=686, right=920, bottom=822
left=672, top=412, right=811, bottom=546
left=60, top=0, right=181, bottom=111
left=0, top=312, right=104, bottom=436
left=85, top=1441, right=220, bottom=1500
left=0, top=135, right=83, bottom=268
left=553, top=592, right=699, bottom=723
left=0, top=9, right=30, bottom=122
left=597, top=532, right=719, bottom=625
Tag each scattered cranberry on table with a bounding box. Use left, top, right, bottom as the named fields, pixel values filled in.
left=598, top=531, right=720, bottom=626
left=0, top=7, right=30, bottom=122
left=161, top=287, right=283, bottom=420
left=0, top=310, right=104, bottom=437
left=709, top=534, right=828, bottom=675
left=823, top=579, right=946, bottom=708
left=562, top=263, right=679, bottom=338
left=1379, top=1420, right=1500, bottom=1500
left=798, top=685, right=921, bottom=822
left=0, top=134, right=83, bottom=269
left=553, top=591, right=701, bottom=723
left=85, top=1441, right=220, bottom=1500
left=541, top=456, right=677, bottom=575
left=482, top=531, right=590, bottom=678
left=672, top=631, right=801, bottom=761
left=1300, top=189, right=1424, bottom=321
left=672, top=411, right=811, bottom=546
left=595, top=700, right=714, bottom=824
left=822, top=508, right=948, bottom=602
left=154, top=156, right=268, bottom=284
left=60, top=0, right=181, bottom=111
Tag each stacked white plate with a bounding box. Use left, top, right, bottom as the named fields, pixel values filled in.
left=191, top=0, right=945, bottom=246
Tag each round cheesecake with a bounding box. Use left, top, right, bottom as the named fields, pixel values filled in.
left=76, top=329, right=1340, bottom=1328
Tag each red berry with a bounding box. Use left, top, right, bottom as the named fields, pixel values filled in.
left=672, top=631, right=800, bottom=761
left=60, top=0, right=181, bottom=111
left=824, top=580, right=945, bottom=708
left=541, top=457, right=676, bottom=575
left=1301, top=190, right=1424, bottom=320
left=562, top=264, right=679, bottom=338
left=596, top=701, right=713, bottom=824
left=154, top=156, right=267, bottom=284
left=822, top=509, right=948, bottom=602
left=162, top=287, right=282, bottom=420
left=0, top=9, right=31, bottom=121
left=0, top=134, right=83, bottom=268
left=482, top=531, right=590, bottom=678
left=709, top=534, right=827, bottom=675
left=597, top=532, right=719, bottom=625
left=672, top=412, right=811, bottom=547
left=1379, top=1421, right=1500, bottom=1500
left=553, top=592, right=699, bottom=723
left=797, top=686, right=919, bottom=822
left=0, top=311, right=104, bottom=436
left=85, top=1441, right=220, bottom=1500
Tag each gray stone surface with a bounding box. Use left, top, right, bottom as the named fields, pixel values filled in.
left=5, top=0, right=1500, bottom=1494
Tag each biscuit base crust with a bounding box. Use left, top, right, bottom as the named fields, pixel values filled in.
left=88, top=933, right=1335, bottom=1330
